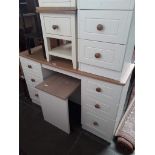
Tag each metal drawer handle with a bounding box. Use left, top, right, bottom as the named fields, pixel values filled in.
left=97, top=24, right=104, bottom=31
left=28, top=65, right=32, bottom=69
left=95, top=104, right=101, bottom=109
left=95, top=53, right=101, bottom=58
left=35, top=94, right=39, bottom=97
left=52, top=25, right=59, bottom=30
left=93, top=122, right=99, bottom=126
left=31, top=79, right=35, bottom=82
left=96, top=87, right=102, bottom=92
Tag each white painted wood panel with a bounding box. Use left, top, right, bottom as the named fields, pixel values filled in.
left=78, top=0, right=134, bottom=10
left=82, top=97, right=119, bottom=120
left=78, top=39, right=126, bottom=71
left=38, top=91, right=70, bottom=134
left=82, top=108, right=115, bottom=142
left=38, top=0, right=76, bottom=7
left=78, top=10, right=133, bottom=44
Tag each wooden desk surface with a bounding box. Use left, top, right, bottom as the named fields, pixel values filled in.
left=36, top=7, right=77, bottom=14
left=20, top=46, right=133, bottom=86
left=36, top=73, right=80, bottom=100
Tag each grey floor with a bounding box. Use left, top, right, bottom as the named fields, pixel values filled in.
left=19, top=79, right=134, bottom=155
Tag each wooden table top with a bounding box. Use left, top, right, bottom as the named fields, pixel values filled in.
left=36, top=73, right=80, bottom=100
left=20, top=46, right=133, bottom=86
left=36, top=7, right=77, bottom=14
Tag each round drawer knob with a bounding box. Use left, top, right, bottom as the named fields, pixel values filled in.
left=52, top=25, right=59, bottom=30
left=93, top=122, right=99, bottom=126
left=35, top=94, right=39, bottom=97
left=95, top=104, right=100, bottom=109
left=97, top=24, right=104, bottom=31
left=28, top=65, right=32, bottom=69
left=31, top=79, right=35, bottom=82
left=95, top=53, right=101, bottom=58
left=96, top=87, right=101, bottom=92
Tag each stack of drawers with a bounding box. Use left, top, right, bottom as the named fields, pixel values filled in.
left=78, top=0, right=135, bottom=142
left=38, top=0, right=77, bottom=69
left=78, top=0, right=135, bottom=81
left=20, top=57, right=51, bottom=105
left=81, top=77, right=130, bottom=142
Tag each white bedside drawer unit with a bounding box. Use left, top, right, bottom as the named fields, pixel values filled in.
left=38, top=0, right=76, bottom=7
left=78, top=0, right=134, bottom=10
left=78, top=10, right=133, bottom=44
left=40, top=13, right=77, bottom=69
left=78, top=39, right=126, bottom=72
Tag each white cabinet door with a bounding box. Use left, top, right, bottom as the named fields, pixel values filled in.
left=78, top=0, right=134, bottom=10
left=38, top=91, right=70, bottom=134
left=78, top=10, right=133, bottom=44
left=78, top=39, right=126, bottom=71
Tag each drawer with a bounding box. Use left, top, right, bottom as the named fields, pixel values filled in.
left=82, top=78, right=122, bottom=106
left=38, top=0, right=76, bottom=7
left=42, top=14, right=72, bottom=37
left=78, top=10, right=133, bottom=44
left=27, top=85, right=40, bottom=103
left=78, top=0, right=134, bottom=10
left=82, top=96, right=119, bottom=120
left=82, top=109, right=115, bottom=140
left=78, top=39, right=126, bottom=72
left=25, top=73, right=43, bottom=88
left=20, top=57, right=43, bottom=77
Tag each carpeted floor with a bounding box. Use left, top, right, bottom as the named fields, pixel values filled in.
left=19, top=79, right=133, bottom=155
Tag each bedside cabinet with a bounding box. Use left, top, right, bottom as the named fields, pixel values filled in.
left=78, top=3, right=135, bottom=81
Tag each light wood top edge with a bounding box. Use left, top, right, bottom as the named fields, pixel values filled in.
left=19, top=46, right=132, bottom=86
left=36, top=7, right=77, bottom=14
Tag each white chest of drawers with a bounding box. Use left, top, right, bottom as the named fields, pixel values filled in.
left=81, top=77, right=130, bottom=142
left=78, top=2, right=135, bottom=81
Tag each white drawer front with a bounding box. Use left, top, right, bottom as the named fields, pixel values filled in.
left=27, top=85, right=40, bottom=103
left=42, top=14, right=72, bottom=37
left=38, top=0, right=75, bottom=7
left=78, top=0, right=134, bottom=10
left=82, top=109, right=115, bottom=140
left=82, top=96, right=118, bottom=120
left=25, top=73, right=43, bottom=88
left=20, top=57, right=43, bottom=77
left=78, top=39, right=126, bottom=71
left=82, top=78, right=122, bottom=106
left=78, top=10, right=133, bottom=44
